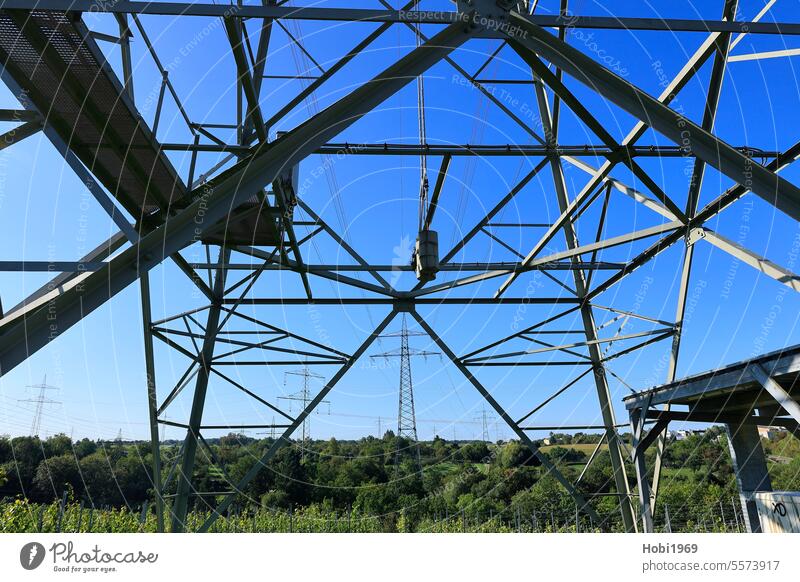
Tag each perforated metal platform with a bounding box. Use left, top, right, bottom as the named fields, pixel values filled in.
left=0, top=9, right=188, bottom=218
left=201, top=197, right=282, bottom=246
left=0, top=8, right=285, bottom=248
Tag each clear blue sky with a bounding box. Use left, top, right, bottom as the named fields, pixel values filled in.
left=1, top=0, right=799, bottom=442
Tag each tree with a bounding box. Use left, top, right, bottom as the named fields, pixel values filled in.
left=271, top=448, right=310, bottom=506
left=113, top=453, right=151, bottom=505
left=576, top=453, right=613, bottom=495
left=459, top=441, right=490, bottom=463
left=497, top=441, right=535, bottom=468
left=430, top=436, right=452, bottom=462
left=0, top=437, right=11, bottom=465
left=768, top=456, right=800, bottom=490
left=511, top=475, right=573, bottom=520
left=73, top=438, right=97, bottom=459
left=32, top=454, right=81, bottom=501
left=79, top=451, right=122, bottom=506
left=44, top=434, right=73, bottom=458
left=4, top=437, right=44, bottom=495
left=545, top=446, right=587, bottom=464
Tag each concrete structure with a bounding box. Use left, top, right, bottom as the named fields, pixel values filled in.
left=624, top=346, right=800, bottom=532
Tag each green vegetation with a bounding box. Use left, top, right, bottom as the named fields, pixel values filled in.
left=1, top=428, right=798, bottom=532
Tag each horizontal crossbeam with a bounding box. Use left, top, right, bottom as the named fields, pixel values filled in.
left=7, top=2, right=800, bottom=35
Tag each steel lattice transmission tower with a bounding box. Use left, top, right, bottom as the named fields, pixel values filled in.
left=18, top=375, right=60, bottom=437
left=397, top=316, right=419, bottom=442
left=279, top=368, right=330, bottom=461
left=475, top=408, right=491, bottom=442
left=371, top=314, right=439, bottom=466
left=3, top=1, right=800, bottom=533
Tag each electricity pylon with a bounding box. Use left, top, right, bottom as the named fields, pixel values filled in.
left=371, top=314, right=439, bottom=470
left=278, top=368, right=329, bottom=461
left=18, top=375, right=60, bottom=437
left=474, top=408, right=491, bottom=442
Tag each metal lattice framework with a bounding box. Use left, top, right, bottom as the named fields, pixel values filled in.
left=1, top=0, right=800, bottom=533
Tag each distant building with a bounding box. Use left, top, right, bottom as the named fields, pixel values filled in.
left=669, top=429, right=705, bottom=441
left=541, top=438, right=551, bottom=446
left=758, top=426, right=785, bottom=441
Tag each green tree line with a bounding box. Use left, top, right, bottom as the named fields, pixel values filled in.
left=1, top=428, right=799, bottom=532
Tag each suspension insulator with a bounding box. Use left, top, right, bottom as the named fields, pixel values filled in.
left=413, top=230, right=439, bottom=283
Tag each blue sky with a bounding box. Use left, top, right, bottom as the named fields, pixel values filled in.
left=1, top=0, right=800, bottom=442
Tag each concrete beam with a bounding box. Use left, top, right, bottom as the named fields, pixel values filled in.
left=726, top=421, right=771, bottom=532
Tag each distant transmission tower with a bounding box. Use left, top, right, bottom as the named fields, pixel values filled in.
left=279, top=368, right=329, bottom=460
left=474, top=408, right=490, bottom=442
left=255, top=416, right=279, bottom=441
left=375, top=416, right=386, bottom=438
left=19, top=375, right=60, bottom=436
left=371, top=314, right=439, bottom=468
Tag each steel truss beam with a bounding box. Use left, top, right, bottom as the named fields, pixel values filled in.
left=196, top=309, right=397, bottom=531
left=408, top=310, right=601, bottom=526
left=413, top=221, right=683, bottom=298
left=749, top=364, right=800, bottom=425
left=462, top=328, right=675, bottom=365
left=701, top=228, right=800, bottom=292
left=161, top=302, right=610, bottom=530
left=647, top=0, right=740, bottom=529
left=180, top=261, right=624, bottom=273
left=490, top=23, right=725, bottom=299
left=0, top=19, right=476, bottom=376
left=0, top=65, right=215, bottom=309
left=6, top=1, right=800, bottom=35
left=221, top=297, right=582, bottom=306
left=140, top=271, right=165, bottom=532
left=507, top=11, right=800, bottom=222
left=526, top=69, right=635, bottom=531
left=149, top=250, right=356, bottom=530
left=171, top=247, right=231, bottom=532
left=160, top=142, right=779, bottom=158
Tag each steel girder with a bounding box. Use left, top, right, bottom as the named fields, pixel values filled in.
left=5, top=1, right=800, bottom=35
left=140, top=271, right=165, bottom=532
left=160, top=142, right=782, bottom=158
left=170, top=247, right=231, bottom=532
left=506, top=10, right=800, bottom=223
left=648, top=0, right=740, bottom=527
left=0, top=19, right=476, bottom=375
left=528, top=73, right=636, bottom=531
